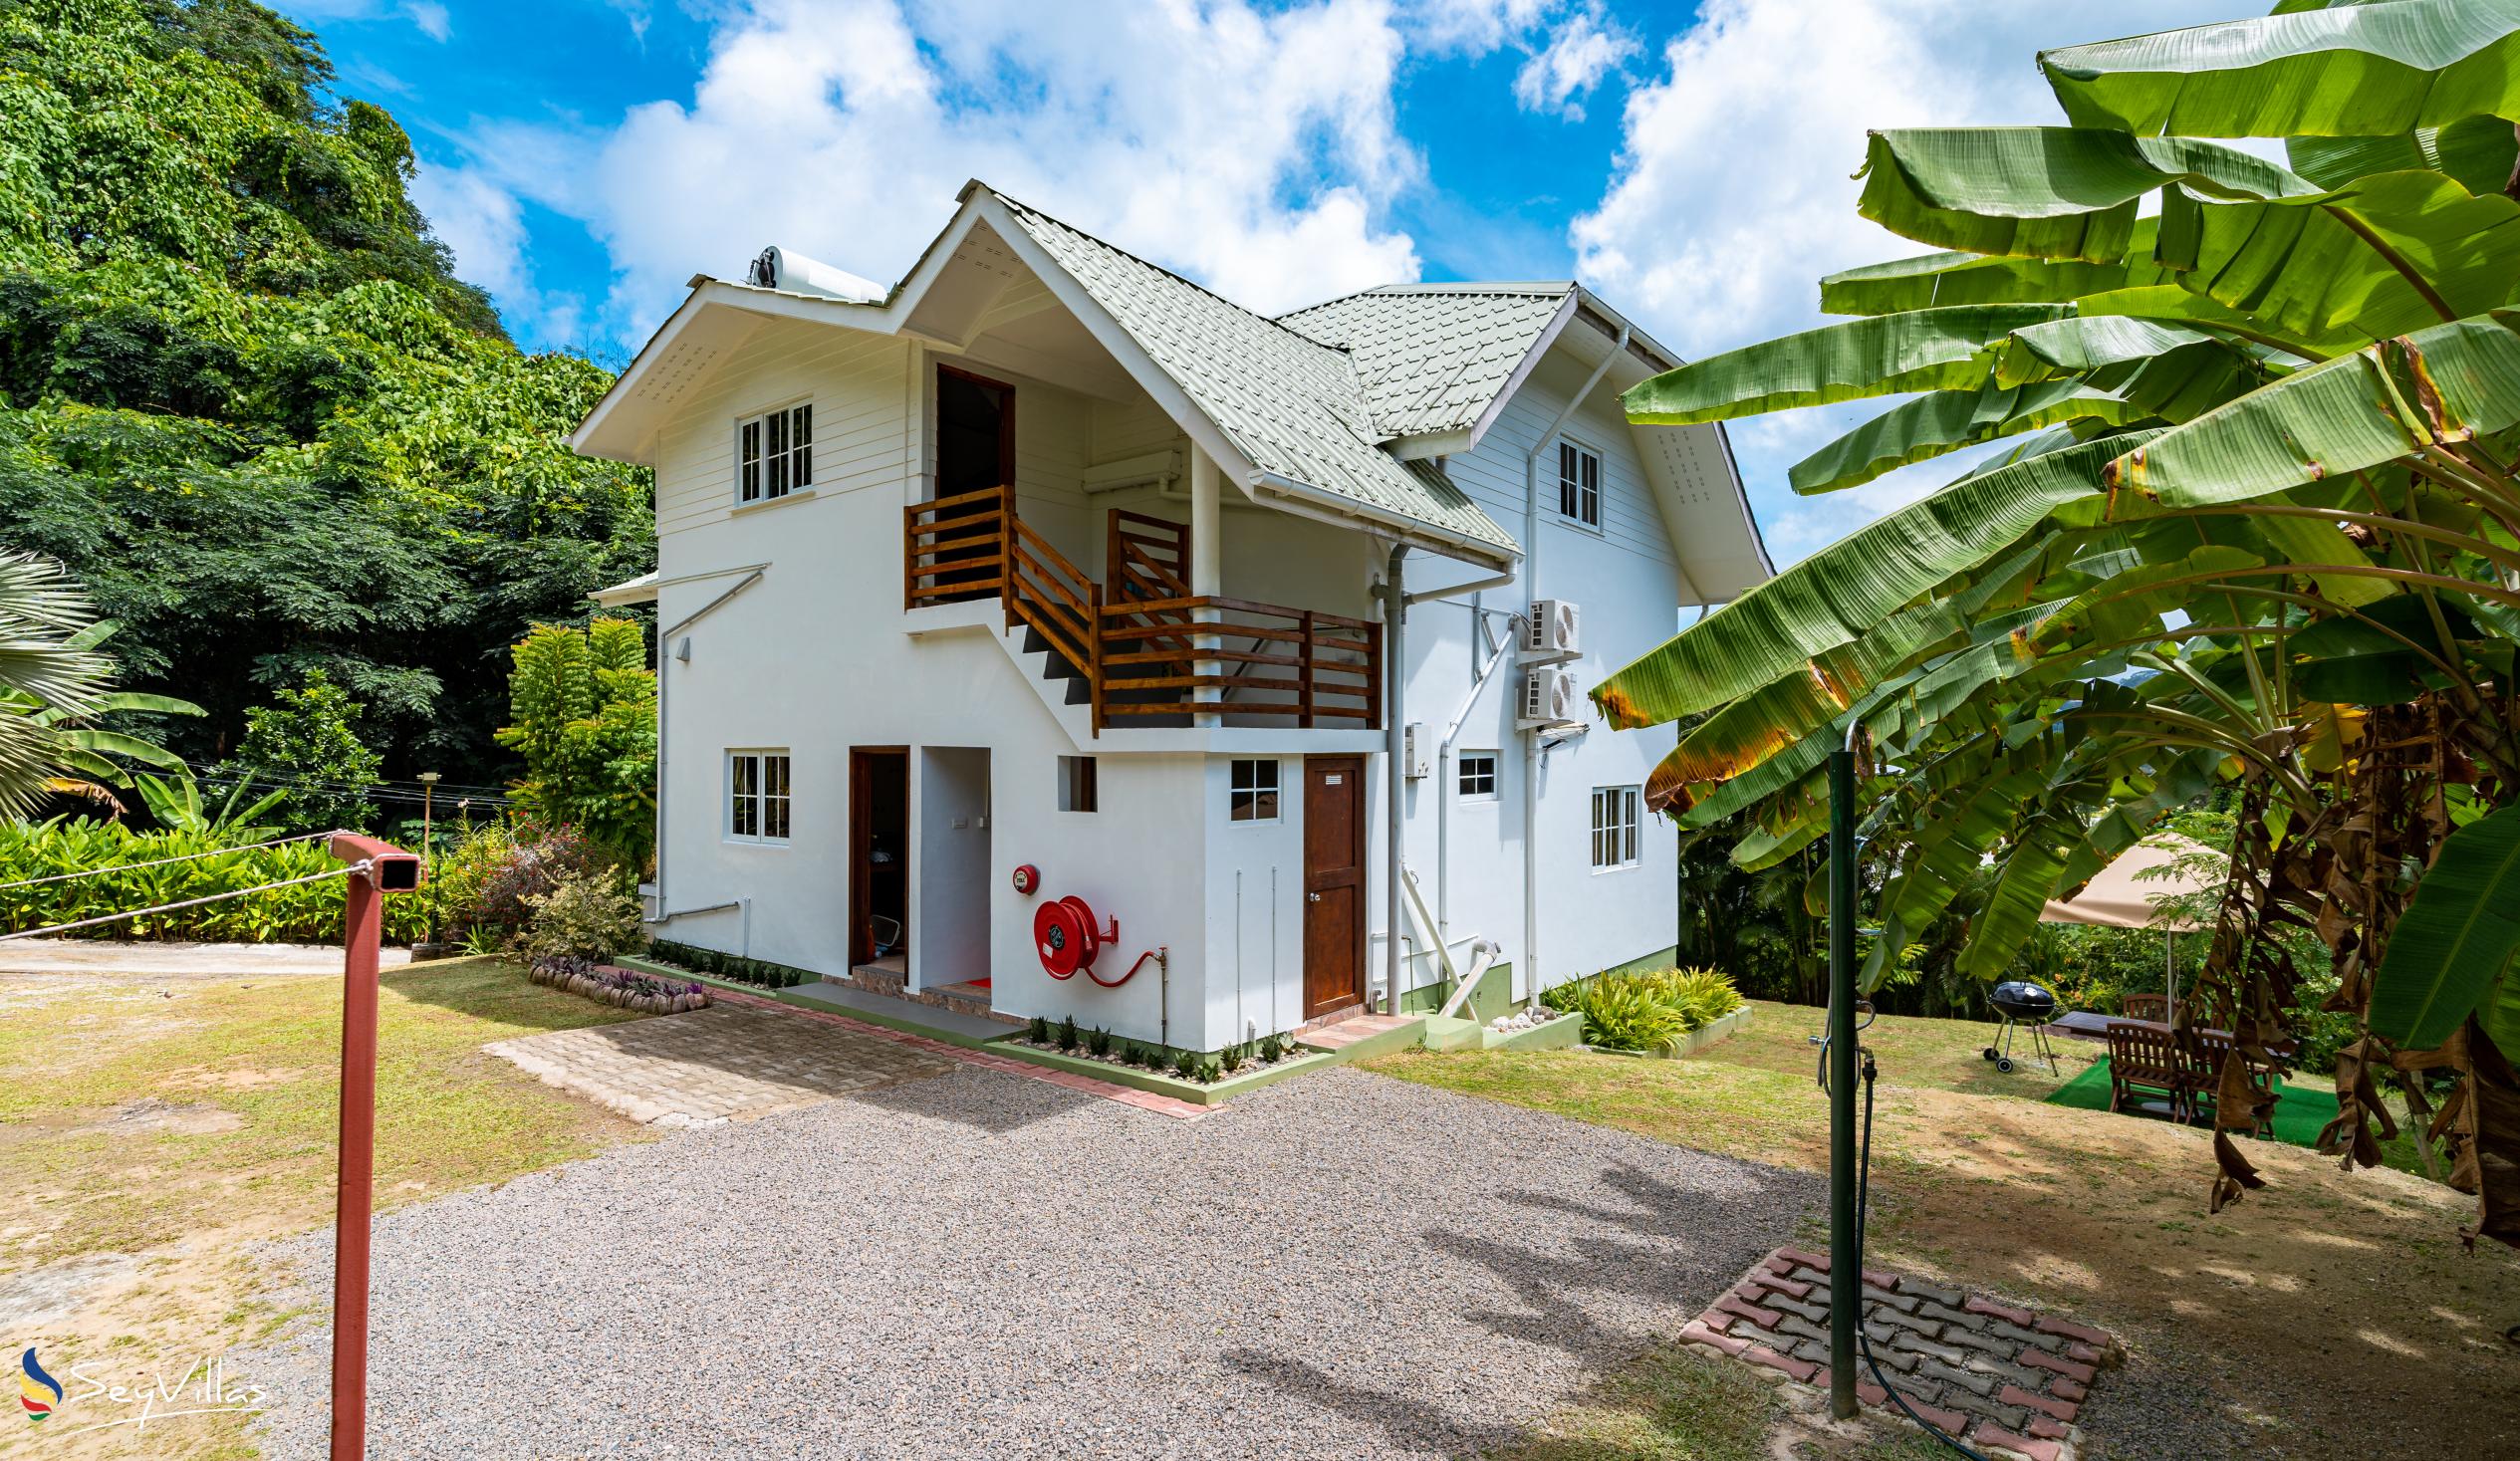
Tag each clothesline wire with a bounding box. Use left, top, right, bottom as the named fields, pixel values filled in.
left=0, top=861, right=371, bottom=942
left=0, top=830, right=347, bottom=891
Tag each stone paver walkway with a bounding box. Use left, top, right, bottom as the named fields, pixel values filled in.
left=484, top=1003, right=959, bottom=1126
left=1679, top=1245, right=2123, bottom=1461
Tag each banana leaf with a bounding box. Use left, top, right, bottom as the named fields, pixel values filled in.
left=2288, top=114, right=2520, bottom=194
left=1818, top=219, right=2170, bottom=315
left=2369, top=802, right=2520, bottom=1049
left=1788, top=377, right=2145, bottom=495
left=2040, top=1, right=2520, bottom=139
left=1958, top=815, right=2085, bottom=981
left=1624, top=305, right=2071, bottom=426
left=2105, top=310, right=2520, bottom=510
left=1592, top=432, right=2150, bottom=728
left=2157, top=169, right=2520, bottom=344
left=1856, top=128, right=2316, bottom=261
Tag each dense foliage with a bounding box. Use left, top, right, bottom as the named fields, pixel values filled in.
left=215, top=667, right=381, bottom=832
left=1557, top=966, right=1744, bottom=1054
left=0, top=816, right=438, bottom=941
left=496, top=619, right=656, bottom=858
left=0, top=0, right=651, bottom=787
left=1597, top=1, right=2520, bottom=1239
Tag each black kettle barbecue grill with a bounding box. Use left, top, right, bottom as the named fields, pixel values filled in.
left=1983, top=980, right=2061, bottom=1075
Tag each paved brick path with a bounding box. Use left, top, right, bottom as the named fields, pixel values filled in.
left=1679, top=1246, right=2121, bottom=1461
left=484, top=1003, right=959, bottom=1125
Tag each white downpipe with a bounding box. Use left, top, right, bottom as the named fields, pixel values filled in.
left=1522, top=321, right=1627, bottom=1003
left=648, top=568, right=766, bottom=920
left=1381, top=543, right=1409, bottom=1014
left=1189, top=446, right=1222, bottom=727
left=1400, top=863, right=1456, bottom=985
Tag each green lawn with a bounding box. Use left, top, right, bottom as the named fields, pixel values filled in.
left=1370, top=1000, right=2516, bottom=1460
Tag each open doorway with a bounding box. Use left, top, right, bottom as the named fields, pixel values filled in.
left=930, top=364, right=1015, bottom=602
left=850, top=748, right=908, bottom=971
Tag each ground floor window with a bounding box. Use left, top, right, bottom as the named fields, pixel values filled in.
left=1230, top=758, right=1280, bottom=822
left=728, top=751, right=792, bottom=842
left=1458, top=751, right=1498, bottom=799
left=1591, top=785, right=1638, bottom=869
left=1058, top=755, right=1099, bottom=813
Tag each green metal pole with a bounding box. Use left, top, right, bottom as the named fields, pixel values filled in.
left=1827, top=747, right=1859, bottom=1420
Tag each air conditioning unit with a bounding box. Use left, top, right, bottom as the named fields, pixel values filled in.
left=1402, top=722, right=1429, bottom=780
left=1523, top=599, right=1580, bottom=661
left=1518, top=666, right=1581, bottom=729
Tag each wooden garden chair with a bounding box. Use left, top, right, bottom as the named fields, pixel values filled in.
left=2121, top=993, right=2169, bottom=1023
left=2105, top=1022, right=2192, bottom=1123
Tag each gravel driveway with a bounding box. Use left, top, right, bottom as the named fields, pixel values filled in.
left=242, top=1063, right=1818, bottom=1459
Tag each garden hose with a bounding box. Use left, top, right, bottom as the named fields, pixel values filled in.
left=1855, top=1049, right=1992, bottom=1461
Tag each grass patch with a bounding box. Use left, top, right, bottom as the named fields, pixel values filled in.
left=0, top=956, right=647, bottom=1272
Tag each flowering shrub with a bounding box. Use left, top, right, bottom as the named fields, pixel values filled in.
left=441, top=822, right=618, bottom=949
left=520, top=868, right=643, bottom=963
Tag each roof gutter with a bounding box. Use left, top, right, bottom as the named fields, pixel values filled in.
left=1247, top=472, right=1517, bottom=572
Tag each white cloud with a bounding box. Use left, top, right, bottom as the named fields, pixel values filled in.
left=1568, top=0, right=2216, bottom=563
left=411, top=160, right=586, bottom=348
left=452, top=0, right=1446, bottom=347
left=1512, top=6, right=1637, bottom=121
left=285, top=1, right=451, bottom=41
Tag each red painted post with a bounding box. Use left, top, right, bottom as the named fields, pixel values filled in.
left=325, top=835, right=421, bottom=1461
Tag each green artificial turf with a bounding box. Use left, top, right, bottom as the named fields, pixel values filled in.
left=2045, top=1056, right=2338, bottom=1148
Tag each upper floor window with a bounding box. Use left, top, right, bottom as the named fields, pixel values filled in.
left=1557, top=440, right=1602, bottom=529
left=728, top=750, right=793, bottom=842
left=1230, top=759, right=1281, bottom=823
left=1458, top=752, right=1498, bottom=800
left=739, top=402, right=813, bottom=505
left=1591, top=785, right=1639, bottom=870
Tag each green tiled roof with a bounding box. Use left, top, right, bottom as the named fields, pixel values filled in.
left=991, top=192, right=1520, bottom=558
left=1277, top=284, right=1572, bottom=441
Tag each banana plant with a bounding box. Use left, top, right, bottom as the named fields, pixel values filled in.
left=1598, top=0, right=2520, bottom=1245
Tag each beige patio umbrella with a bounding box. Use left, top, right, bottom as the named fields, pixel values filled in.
left=2040, top=835, right=2216, bottom=1023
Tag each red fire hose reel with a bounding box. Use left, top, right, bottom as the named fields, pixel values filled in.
left=1032, top=893, right=1157, bottom=988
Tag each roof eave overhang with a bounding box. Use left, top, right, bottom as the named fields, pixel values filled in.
left=1248, top=472, right=1517, bottom=574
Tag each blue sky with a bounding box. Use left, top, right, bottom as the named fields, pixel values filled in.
left=281, top=0, right=2221, bottom=565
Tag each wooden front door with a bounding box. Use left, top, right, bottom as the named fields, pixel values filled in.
left=1302, top=755, right=1366, bottom=1018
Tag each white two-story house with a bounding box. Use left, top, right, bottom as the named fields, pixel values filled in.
left=570, top=180, right=1767, bottom=1058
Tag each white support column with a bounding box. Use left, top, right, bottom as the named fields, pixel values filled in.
left=1189, top=445, right=1222, bottom=726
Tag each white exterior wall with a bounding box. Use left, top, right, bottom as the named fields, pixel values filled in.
left=644, top=317, right=1683, bottom=1053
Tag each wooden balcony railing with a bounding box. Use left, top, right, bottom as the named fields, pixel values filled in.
left=906, top=488, right=1381, bottom=732
left=1099, top=595, right=1380, bottom=728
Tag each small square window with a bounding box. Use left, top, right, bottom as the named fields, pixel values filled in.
left=1058, top=756, right=1098, bottom=813
left=1557, top=439, right=1602, bottom=528
left=1229, top=759, right=1280, bottom=823
left=1458, top=752, right=1498, bottom=800
left=1591, top=785, right=1640, bottom=870
left=737, top=402, right=813, bottom=504
left=728, top=751, right=792, bottom=844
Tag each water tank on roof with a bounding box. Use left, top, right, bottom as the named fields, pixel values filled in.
left=746, top=246, right=885, bottom=303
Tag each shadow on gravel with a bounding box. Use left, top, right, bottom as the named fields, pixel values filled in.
left=1222, top=1348, right=1523, bottom=1459
left=840, top=1060, right=1105, bottom=1134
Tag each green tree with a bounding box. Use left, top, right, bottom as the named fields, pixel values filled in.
left=495, top=619, right=655, bottom=859
left=0, top=0, right=652, bottom=787
left=1594, top=2, right=2520, bottom=1238
left=216, top=668, right=380, bottom=833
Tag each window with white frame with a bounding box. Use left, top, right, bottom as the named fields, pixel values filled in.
left=738, top=402, right=814, bottom=505
left=1591, top=785, right=1640, bottom=869
left=727, top=751, right=792, bottom=842
left=1458, top=752, right=1499, bottom=800
left=1230, top=759, right=1280, bottom=823
left=1557, top=439, right=1602, bottom=528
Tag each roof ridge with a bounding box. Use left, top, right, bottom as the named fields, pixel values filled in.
left=1277, top=280, right=1574, bottom=319
left=983, top=184, right=1355, bottom=359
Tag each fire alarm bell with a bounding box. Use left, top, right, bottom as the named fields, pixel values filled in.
left=1011, top=863, right=1040, bottom=895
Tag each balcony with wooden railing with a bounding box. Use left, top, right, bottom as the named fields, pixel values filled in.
left=904, top=489, right=1381, bottom=733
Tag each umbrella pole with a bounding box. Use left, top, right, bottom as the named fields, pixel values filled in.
left=2165, top=931, right=2176, bottom=1027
